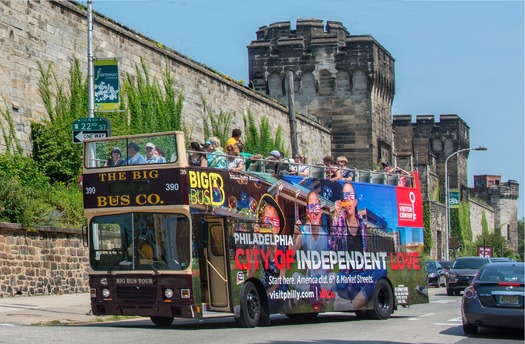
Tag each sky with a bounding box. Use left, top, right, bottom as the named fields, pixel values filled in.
left=87, top=0, right=524, bottom=218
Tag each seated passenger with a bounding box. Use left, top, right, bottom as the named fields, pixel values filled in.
left=145, top=142, right=166, bottom=163
left=265, top=150, right=282, bottom=174
left=323, top=156, right=339, bottom=180
left=332, top=156, right=353, bottom=182
left=226, top=144, right=245, bottom=171
left=205, top=137, right=227, bottom=169
left=188, top=141, right=208, bottom=167
left=104, top=147, right=125, bottom=167
left=289, top=154, right=310, bottom=177
left=127, top=142, right=146, bottom=165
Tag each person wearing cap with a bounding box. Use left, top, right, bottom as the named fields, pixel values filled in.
left=127, top=141, right=146, bottom=165
left=332, top=156, right=353, bottom=181
left=264, top=149, right=282, bottom=174
left=145, top=142, right=166, bottom=164
left=206, top=136, right=227, bottom=169
left=104, top=147, right=125, bottom=167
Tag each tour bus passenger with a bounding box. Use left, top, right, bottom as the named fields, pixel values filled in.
left=225, top=144, right=245, bottom=171
left=145, top=142, right=166, bottom=163
left=265, top=150, right=282, bottom=174
left=323, top=156, right=339, bottom=180
left=225, top=128, right=243, bottom=150
left=206, top=137, right=227, bottom=169
left=188, top=141, right=208, bottom=167
left=332, top=156, right=353, bottom=182
left=104, top=147, right=125, bottom=167
left=289, top=154, right=310, bottom=177
left=127, top=142, right=146, bottom=165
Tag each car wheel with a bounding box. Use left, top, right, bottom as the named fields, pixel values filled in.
left=463, top=322, right=478, bottom=334
left=236, top=281, right=261, bottom=328
left=454, top=289, right=461, bottom=296
left=447, top=288, right=453, bottom=296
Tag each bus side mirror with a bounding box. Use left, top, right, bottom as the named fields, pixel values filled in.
left=198, top=219, right=208, bottom=249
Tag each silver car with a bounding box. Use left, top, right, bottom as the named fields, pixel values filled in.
left=461, top=262, right=524, bottom=334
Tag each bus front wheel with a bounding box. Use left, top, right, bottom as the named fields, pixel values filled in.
left=150, top=316, right=174, bottom=327
left=366, top=279, right=393, bottom=320
left=236, top=281, right=261, bottom=328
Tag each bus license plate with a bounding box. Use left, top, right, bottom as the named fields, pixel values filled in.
left=500, top=295, right=519, bottom=305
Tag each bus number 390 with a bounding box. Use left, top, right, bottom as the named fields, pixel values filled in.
left=85, top=186, right=96, bottom=194
left=165, top=183, right=179, bottom=191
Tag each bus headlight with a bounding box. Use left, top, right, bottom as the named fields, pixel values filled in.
left=102, top=288, right=111, bottom=298
left=164, top=288, right=174, bottom=299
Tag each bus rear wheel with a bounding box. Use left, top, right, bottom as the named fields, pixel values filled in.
left=366, top=279, right=393, bottom=320
left=236, top=281, right=261, bottom=328
left=150, top=316, right=174, bottom=327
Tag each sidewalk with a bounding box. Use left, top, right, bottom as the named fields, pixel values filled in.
left=0, top=293, right=96, bottom=325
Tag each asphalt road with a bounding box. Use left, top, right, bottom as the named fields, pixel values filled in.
left=0, top=287, right=523, bottom=344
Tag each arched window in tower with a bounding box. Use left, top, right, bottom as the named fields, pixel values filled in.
left=251, top=72, right=267, bottom=94
left=336, top=70, right=350, bottom=95
left=302, top=72, right=316, bottom=96
left=268, top=72, right=283, bottom=97
left=352, top=70, right=367, bottom=94
left=318, top=69, right=334, bottom=96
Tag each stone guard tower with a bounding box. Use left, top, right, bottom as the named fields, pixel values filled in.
left=248, top=19, right=395, bottom=168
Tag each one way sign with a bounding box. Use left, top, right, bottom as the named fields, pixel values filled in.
left=73, top=131, right=108, bottom=143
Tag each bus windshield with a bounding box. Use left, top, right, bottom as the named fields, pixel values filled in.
left=89, top=213, right=190, bottom=271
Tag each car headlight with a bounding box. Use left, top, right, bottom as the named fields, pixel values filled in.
left=448, top=273, right=458, bottom=282
left=428, top=272, right=437, bottom=278
left=102, top=288, right=111, bottom=298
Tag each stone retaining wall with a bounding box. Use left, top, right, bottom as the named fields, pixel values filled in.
left=0, top=222, right=88, bottom=298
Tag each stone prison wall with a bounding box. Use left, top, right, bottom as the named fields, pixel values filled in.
left=0, top=0, right=332, bottom=159
left=0, top=223, right=89, bottom=298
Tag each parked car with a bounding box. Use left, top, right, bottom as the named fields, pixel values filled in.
left=438, top=260, right=453, bottom=270
left=490, top=257, right=516, bottom=262
left=425, top=260, right=446, bottom=287
left=461, top=262, right=524, bottom=334
left=446, top=257, right=492, bottom=296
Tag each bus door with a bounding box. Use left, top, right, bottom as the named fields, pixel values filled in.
left=205, top=217, right=230, bottom=311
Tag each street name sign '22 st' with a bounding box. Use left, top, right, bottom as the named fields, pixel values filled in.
left=72, top=117, right=111, bottom=143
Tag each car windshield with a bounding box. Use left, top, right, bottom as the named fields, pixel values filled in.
left=452, top=258, right=490, bottom=269
left=425, top=261, right=438, bottom=272
left=478, top=264, right=525, bottom=283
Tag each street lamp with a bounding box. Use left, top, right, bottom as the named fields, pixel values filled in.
left=445, top=146, right=487, bottom=260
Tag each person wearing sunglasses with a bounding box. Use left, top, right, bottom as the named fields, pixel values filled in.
left=331, top=182, right=365, bottom=252
left=291, top=191, right=335, bottom=308
left=331, top=182, right=370, bottom=311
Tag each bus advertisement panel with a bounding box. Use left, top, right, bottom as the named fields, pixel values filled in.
left=188, top=169, right=428, bottom=324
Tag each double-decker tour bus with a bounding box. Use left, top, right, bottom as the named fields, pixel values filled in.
left=83, top=131, right=428, bottom=327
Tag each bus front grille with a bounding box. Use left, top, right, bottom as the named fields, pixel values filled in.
left=116, top=286, right=156, bottom=300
